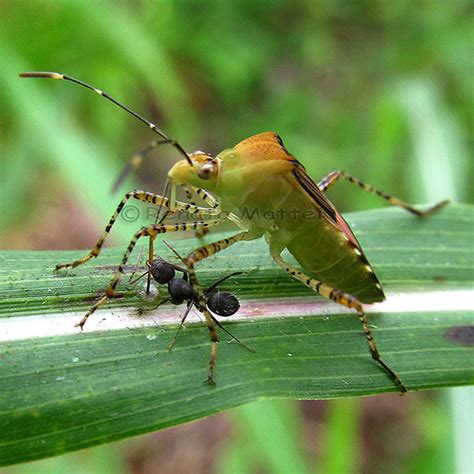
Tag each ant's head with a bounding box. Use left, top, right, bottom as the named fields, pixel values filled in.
left=148, top=257, right=176, bottom=284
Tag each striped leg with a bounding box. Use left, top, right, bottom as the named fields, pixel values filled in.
left=75, top=219, right=223, bottom=329
left=180, top=185, right=220, bottom=210
left=187, top=185, right=245, bottom=229
left=55, top=190, right=223, bottom=270
left=179, top=186, right=217, bottom=238
left=317, top=170, right=449, bottom=217
left=183, top=231, right=250, bottom=383
left=185, top=231, right=250, bottom=269
left=188, top=185, right=220, bottom=210
left=271, top=252, right=407, bottom=393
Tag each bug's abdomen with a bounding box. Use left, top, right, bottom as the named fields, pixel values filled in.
left=286, top=220, right=385, bottom=303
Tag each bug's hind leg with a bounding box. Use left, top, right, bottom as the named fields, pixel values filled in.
left=317, top=170, right=448, bottom=217
left=271, top=252, right=407, bottom=394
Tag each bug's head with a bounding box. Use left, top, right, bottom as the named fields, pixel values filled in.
left=168, top=151, right=220, bottom=192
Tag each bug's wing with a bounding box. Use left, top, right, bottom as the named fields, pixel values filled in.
left=235, top=132, right=365, bottom=254
left=292, top=164, right=364, bottom=252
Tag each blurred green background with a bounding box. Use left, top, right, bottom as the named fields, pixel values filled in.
left=0, top=1, right=472, bottom=473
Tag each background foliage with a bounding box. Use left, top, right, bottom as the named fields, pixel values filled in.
left=0, top=1, right=472, bottom=473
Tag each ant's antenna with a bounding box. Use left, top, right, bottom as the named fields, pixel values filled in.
left=19, top=71, right=193, bottom=165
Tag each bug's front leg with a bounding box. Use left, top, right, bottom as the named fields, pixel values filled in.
left=75, top=219, right=223, bottom=330
left=271, top=252, right=407, bottom=394
left=55, top=190, right=223, bottom=271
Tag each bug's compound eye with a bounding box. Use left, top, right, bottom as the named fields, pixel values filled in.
left=198, top=162, right=217, bottom=180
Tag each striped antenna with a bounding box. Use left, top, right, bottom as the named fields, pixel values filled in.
left=19, top=71, right=193, bottom=165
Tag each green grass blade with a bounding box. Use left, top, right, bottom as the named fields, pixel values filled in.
left=228, top=400, right=308, bottom=474
left=320, top=398, right=360, bottom=474
left=0, top=204, right=472, bottom=466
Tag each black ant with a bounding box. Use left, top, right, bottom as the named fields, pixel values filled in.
left=131, top=242, right=253, bottom=353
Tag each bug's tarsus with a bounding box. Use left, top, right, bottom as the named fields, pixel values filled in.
left=74, top=294, right=109, bottom=330
left=19, top=71, right=193, bottom=165
left=354, top=308, right=407, bottom=394
left=416, top=199, right=450, bottom=217
left=318, top=170, right=449, bottom=218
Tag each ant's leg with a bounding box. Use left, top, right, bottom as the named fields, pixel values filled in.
left=167, top=302, right=254, bottom=354
left=211, top=316, right=255, bottom=353
left=205, top=272, right=243, bottom=294
left=168, top=303, right=193, bottom=352
left=317, top=170, right=448, bottom=217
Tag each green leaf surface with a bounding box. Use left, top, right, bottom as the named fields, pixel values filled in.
left=0, top=204, right=473, bottom=466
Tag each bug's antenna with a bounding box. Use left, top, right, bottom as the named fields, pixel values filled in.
left=19, top=71, right=193, bottom=166
left=111, top=140, right=161, bottom=193
left=156, top=179, right=171, bottom=225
